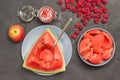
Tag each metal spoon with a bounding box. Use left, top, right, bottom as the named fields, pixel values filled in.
left=52, top=18, right=72, bottom=48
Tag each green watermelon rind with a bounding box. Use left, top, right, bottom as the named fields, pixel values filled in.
left=23, top=28, right=65, bottom=74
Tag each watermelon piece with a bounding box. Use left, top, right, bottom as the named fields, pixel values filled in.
left=102, top=47, right=113, bottom=60
left=94, top=48, right=104, bottom=54
left=83, top=48, right=93, bottom=60
left=79, top=38, right=93, bottom=55
left=83, top=32, right=93, bottom=40
left=88, top=29, right=102, bottom=35
left=92, top=34, right=104, bottom=52
left=102, top=31, right=113, bottom=49
left=23, top=28, right=65, bottom=74
left=88, top=54, right=103, bottom=64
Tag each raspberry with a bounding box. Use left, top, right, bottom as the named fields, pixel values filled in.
left=71, top=0, right=75, bottom=5
left=99, top=9, right=103, bottom=14
left=92, top=0, right=96, bottom=2
left=86, top=3, right=91, bottom=7
left=81, top=17, right=86, bottom=22
left=69, top=6, right=73, bottom=11
left=94, top=8, right=99, bottom=13
left=57, top=0, right=63, bottom=5
left=75, top=23, right=80, bottom=28
left=80, top=4, right=84, bottom=8
left=72, top=33, right=77, bottom=39
left=61, top=6, right=67, bottom=11
left=96, top=14, right=102, bottom=19
left=86, top=11, right=91, bottom=16
left=78, top=25, right=83, bottom=30
left=101, top=18, right=107, bottom=23
left=77, top=13, right=82, bottom=18
left=94, top=18, right=99, bottom=24
left=78, top=0, right=82, bottom=5
left=74, top=29, right=79, bottom=35
left=75, top=4, right=80, bottom=9
left=65, top=0, right=70, bottom=3
left=96, top=0, right=101, bottom=6
left=92, top=2, right=96, bottom=7
left=88, top=0, right=92, bottom=2
left=72, top=8, right=77, bottom=13
left=83, top=14, right=87, bottom=19
left=103, top=13, right=109, bottom=19
left=78, top=8, right=83, bottom=12
left=86, top=16, right=91, bottom=21
left=91, top=13, right=97, bottom=18
left=90, top=7, right=94, bottom=12
left=102, top=7, right=108, bottom=13
left=65, top=3, right=70, bottom=9
left=83, top=1, right=87, bottom=5
left=102, top=0, right=107, bottom=4
left=86, top=7, right=90, bottom=11
left=83, top=9, right=88, bottom=14
left=83, top=21, right=88, bottom=26
left=100, top=4, right=105, bottom=9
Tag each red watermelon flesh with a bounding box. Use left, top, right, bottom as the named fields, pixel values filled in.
left=102, top=32, right=113, bottom=49
left=102, top=47, right=113, bottom=60
left=88, top=29, right=102, bottom=35
left=92, top=34, right=104, bottom=53
left=83, top=32, right=93, bottom=41
left=79, top=38, right=93, bottom=56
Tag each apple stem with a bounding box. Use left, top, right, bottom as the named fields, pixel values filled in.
left=14, top=30, right=17, bottom=33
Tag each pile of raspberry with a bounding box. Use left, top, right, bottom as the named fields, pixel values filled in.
left=57, top=0, right=109, bottom=39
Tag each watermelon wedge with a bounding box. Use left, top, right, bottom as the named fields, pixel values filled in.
left=23, top=28, right=65, bottom=74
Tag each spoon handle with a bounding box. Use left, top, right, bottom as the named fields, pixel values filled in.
left=52, top=18, right=72, bottom=48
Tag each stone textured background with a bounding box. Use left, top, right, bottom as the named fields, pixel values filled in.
left=0, top=0, right=120, bottom=80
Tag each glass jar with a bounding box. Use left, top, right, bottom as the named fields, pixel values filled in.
left=18, top=5, right=61, bottom=23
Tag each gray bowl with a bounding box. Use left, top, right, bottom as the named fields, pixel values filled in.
left=77, top=28, right=115, bottom=67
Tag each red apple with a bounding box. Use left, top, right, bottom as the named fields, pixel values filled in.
left=8, top=24, right=25, bottom=42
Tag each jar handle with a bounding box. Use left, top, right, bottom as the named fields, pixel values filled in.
left=34, top=10, right=39, bottom=17
left=54, top=12, right=62, bottom=20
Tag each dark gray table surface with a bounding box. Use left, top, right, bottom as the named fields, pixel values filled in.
left=0, top=0, right=120, bottom=80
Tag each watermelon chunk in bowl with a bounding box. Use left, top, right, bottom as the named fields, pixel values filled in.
left=77, top=28, right=115, bottom=67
